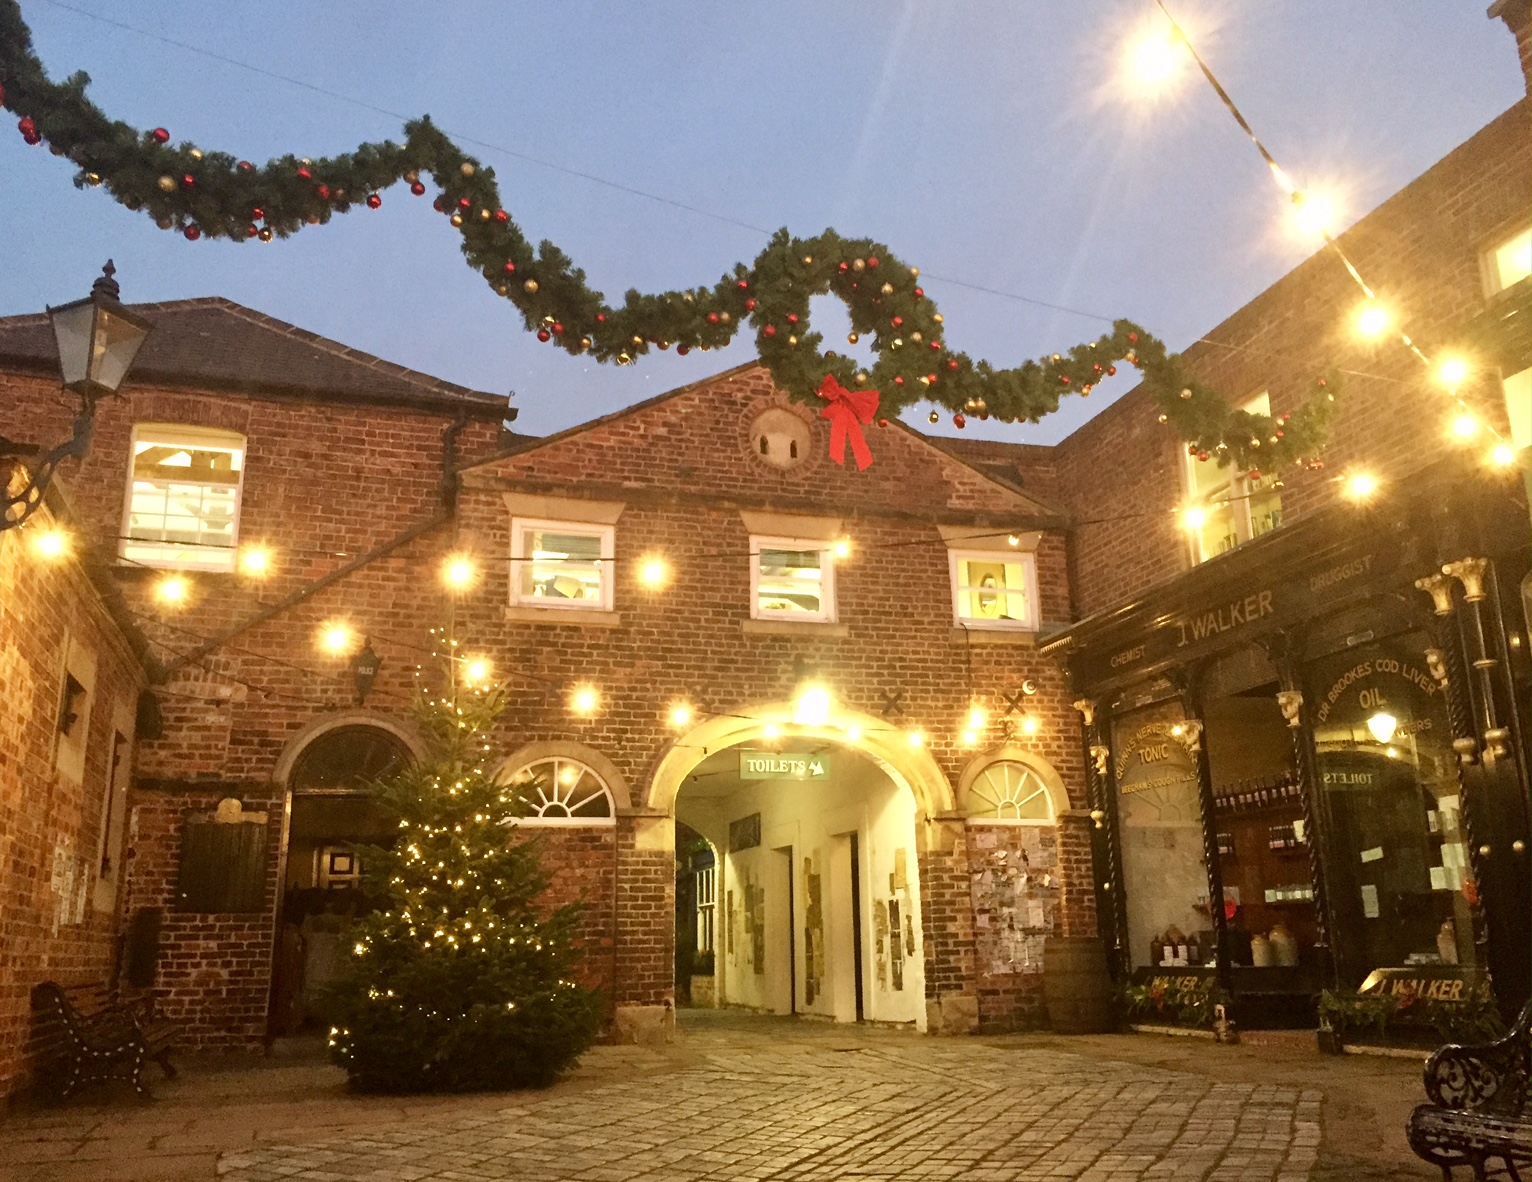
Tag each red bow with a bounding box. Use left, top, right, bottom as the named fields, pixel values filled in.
left=817, top=375, right=880, bottom=470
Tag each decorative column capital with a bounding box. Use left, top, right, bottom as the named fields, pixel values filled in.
left=1072, top=698, right=1096, bottom=728
left=1275, top=690, right=1304, bottom=728
left=1424, top=648, right=1450, bottom=688
left=1442, top=557, right=1489, bottom=603
left=1414, top=573, right=1455, bottom=616
left=1089, top=744, right=1110, bottom=776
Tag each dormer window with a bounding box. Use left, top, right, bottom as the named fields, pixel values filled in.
left=1483, top=225, right=1531, bottom=297
left=510, top=519, right=614, bottom=611
left=121, top=424, right=245, bottom=571
left=1182, top=393, right=1283, bottom=564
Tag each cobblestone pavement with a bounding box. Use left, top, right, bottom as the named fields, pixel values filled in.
left=1, top=1012, right=1440, bottom=1182
left=221, top=1014, right=1320, bottom=1182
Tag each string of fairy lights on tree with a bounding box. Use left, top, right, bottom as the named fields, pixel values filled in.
left=1137, top=0, right=1520, bottom=504
left=0, top=0, right=1341, bottom=472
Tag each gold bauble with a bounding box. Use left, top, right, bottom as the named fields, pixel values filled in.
left=449, top=213, right=464, bottom=226
left=787, top=334, right=798, bottom=346
left=847, top=333, right=859, bottom=345
left=1179, top=387, right=1193, bottom=400
left=188, top=148, right=204, bottom=160
left=580, top=337, right=593, bottom=349
left=479, top=208, right=491, bottom=220
left=404, top=169, right=419, bottom=184
left=157, top=175, right=176, bottom=192
left=523, top=279, right=539, bottom=294
left=855, top=372, right=868, bottom=384
left=802, top=255, right=813, bottom=265
left=618, top=352, right=632, bottom=364
left=910, top=266, right=920, bottom=278
left=460, top=162, right=476, bottom=177
left=300, top=157, right=312, bottom=166
left=919, top=376, right=932, bottom=386
left=933, top=313, right=944, bottom=324
left=496, top=284, right=509, bottom=295
left=852, top=258, right=865, bottom=272
left=85, top=172, right=102, bottom=186
left=880, top=282, right=893, bottom=295
left=258, top=227, right=274, bottom=242
left=911, top=331, right=922, bottom=342
left=683, top=291, right=695, bottom=303
left=1157, top=413, right=1169, bottom=423
left=632, top=335, right=643, bottom=345
left=892, top=338, right=903, bottom=349
left=719, top=311, right=731, bottom=324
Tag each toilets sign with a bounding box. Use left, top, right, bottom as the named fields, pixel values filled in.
left=739, top=750, right=833, bottom=781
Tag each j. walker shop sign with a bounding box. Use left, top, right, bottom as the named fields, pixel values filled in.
left=1078, top=547, right=1392, bottom=685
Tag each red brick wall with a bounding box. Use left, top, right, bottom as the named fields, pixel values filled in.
left=0, top=504, right=147, bottom=1095
left=1056, top=101, right=1531, bottom=617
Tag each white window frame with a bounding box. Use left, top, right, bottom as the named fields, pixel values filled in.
left=120, top=423, right=246, bottom=572
left=749, top=535, right=836, bottom=623
left=500, top=756, right=617, bottom=827
left=1501, top=366, right=1530, bottom=452
left=509, top=518, right=615, bottom=612
left=948, top=550, right=1040, bottom=631
left=1482, top=224, right=1531, bottom=298
left=1182, top=393, right=1285, bottom=565
left=965, top=759, right=1058, bottom=826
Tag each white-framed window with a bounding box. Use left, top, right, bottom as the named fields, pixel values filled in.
left=510, top=519, right=614, bottom=610
left=696, top=864, right=716, bottom=954
left=1503, top=367, right=1530, bottom=452
left=967, top=760, right=1056, bottom=824
left=501, top=756, right=616, bottom=826
left=121, top=424, right=245, bottom=571
left=750, top=536, right=836, bottom=622
left=1183, top=393, right=1284, bottom=565
left=950, top=551, right=1040, bottom=630
left=1483, top=225, right=1531, bottom=297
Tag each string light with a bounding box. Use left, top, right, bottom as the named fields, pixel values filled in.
left=966, top=705, right=987, bottom=731
left=1288, top=189, right=1339, bottom=238
left=762, top=723, right=781, bottom=741
left=30, top=527, right=69, bottom=560
left=1020, top=715, right=1041, bottom=736
left=1006, top=534, right=1021, bottom=547
left=668, top=702, right=693, bottom=728
left=1127, top=26, right=1188, bottom=91
left=792, top=683, right=832, bottom=726
left=907, top=730, right=924, bottom=748
left=569, top=685, right=600, bottom=717
left=844, top=724, right=862, bottom=743
left=320, top=621, right=355, bottom=654
left=1451, top=414, right=1481, bottom=442
left=1489, top=443, right=1517, bottom=467
left=637, top=555, right=670, bottom=589
left=442, top=553, right=477, bottom=591
left=832, top=538, right=852, bottom=560
left=463, top=657, right=492, bottom=685
left=238, top=545, right=271, bottom=576
left=155, top=574, right=189, bottom=606
left=1437, top=357, right=1470, bottom=388
left=960, top=728, right=979, bottom=747
left=1179, top=505, right=1208, bottom=532
left=1353, top=300, right=1390, bottom=340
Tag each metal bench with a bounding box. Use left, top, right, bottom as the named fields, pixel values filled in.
left=30, top=981, right=179, bottom=1100
left=1407, top=1003, right=1530, bottom=1180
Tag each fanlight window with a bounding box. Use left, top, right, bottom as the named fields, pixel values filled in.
left=503, top=757, right=615, bottom=826
left=290, top=725, right=411, bottom=793
left=967, top=760, right=1055, bottom=824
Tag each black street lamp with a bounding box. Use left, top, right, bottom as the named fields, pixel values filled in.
left=2, top=261, right=153, bottom=530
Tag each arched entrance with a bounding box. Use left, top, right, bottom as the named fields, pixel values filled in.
left=269, top=719, right=414, bottom=1036
left=658, top=706, right=955, bottom=1033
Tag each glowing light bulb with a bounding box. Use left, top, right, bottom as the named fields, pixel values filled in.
left=1128, top=29, right=1185, bottom=88
left=1289, top=189, right=1337, bottom=237
left=443, top=554, right=476, bottom=590
left=967, top=705, right=987, bottom=731
left=907, top=730, right=924, bottom=748
left=1366, top=711, right=1398, bottom=745
left=320, top=622, right=354, bottom=654
left=960, top=728, right=979, bottom=747
left=638, top=556, right=670, bottom=589
left=1180, top=505, right=1208, bottom=532
left=156, top=575, right=188, bottom=606
left=1451, top=414, right=1480, bottom=441
left=1354, top=300, right=1390, bottom=340
left=1437, top=357, right=1470, bottom=387
left=31, top=528, right=69, bottom=560
left=762, top=723, right=781, bottom=741
left=463, top=657, right=491, bottom=685
left=238, top=545, right=270, bottom=576
left=1490, top=443, right=1517, bottom=467
left=1020, top=715, right=1040, bottom=736
left=1007, top=534, right=1021, bottom=548
left=668, top=702, right=693, bottom=729
left=1343, top=472, right=1379, bottom=502
left=832, top=538, right=852, bottom=560
left=793, top=683, right=832, bottom=727
left=845, top=724, right=862, bottom=743
left=570, top=685, right=600, bottom=716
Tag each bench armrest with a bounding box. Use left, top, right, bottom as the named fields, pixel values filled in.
left=1423, top=1004, right=1530, bottom=1113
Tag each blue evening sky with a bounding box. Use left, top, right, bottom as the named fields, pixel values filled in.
left=1, top=1, right=1524, bottom=444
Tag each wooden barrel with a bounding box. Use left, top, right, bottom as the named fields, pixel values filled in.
left=1043, top=936, right=1116, bottom=1034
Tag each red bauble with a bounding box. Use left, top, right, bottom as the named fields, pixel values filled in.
left=297, top=165, right=312, bottom=180
left=494, top=209, right=509, bottom=222
left=676, top=345, right=690, bottom=356
left=1092, top=363, right=1103, bottom=373
left=953, top=413, right=966, bottom=428
left=1248, top=468, right=1261, bottom=480
left=1106, top=365, right=1117, bottom=377
left=786, top=313, right=799, bottom=324
left=183, top=225, right=201, bottom=240
left=929, top=341, right=940, bottom=351
left=1197, top=451, right=1210, bottom=461
left=1127, top=331, right=1138, bottom=343
left=502, top=261, right=516, bottom=274
left=251, top=207, right=265, bottom=220
left=596, top=313, right=606, bottom=322
left=1060, top=375, right=1070, bottom=384
left=893, top=376, right=904, bottom=385
left=763, top=325, right=777, bottom=338
left=237, top=160, right=254, bottom=173
left=181, top=173, right=195, bottom=188
left=867, top=256, right=879, bottom=268
left=432, top=196, right=446, bottom=212
left=878, top=418, right=890, bottom=427
left=151, top=127, right=170, bottom=144
left=947, top=359, right=959, bottom=371
left=246, top=224, right=259, bottom=238
left=17, top=116, right=36, bottom=137
left=913, top=287, right=923, bottom=298
left=737, top=279, right=749, bottom=289
left=707, top=312, right=719, bottom=324
left=537, top=329, right=552, bottom=342
left=23, top=131, right=41, bottom=145
left=927, top=373, right=938, bottom=385
left=0, top=83, right=6, bottom=105
left=411, top=181, right=426, bottom=196
left=457, top=196, right=471, bottom=209
left=891, top=316, right=903, bottom=327
left=745, top=298, right=757, bottom=311
left=316, top=183, right=331, bottom=199
left=366, top=193, right=382, bottom=209
left=552, top=323, right=565, bottom=335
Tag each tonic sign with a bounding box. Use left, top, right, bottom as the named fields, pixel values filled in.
left=738, top=751, right=833, bottom=781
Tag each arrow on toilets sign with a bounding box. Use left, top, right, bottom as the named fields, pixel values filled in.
left=739, top=751, right=833, bottom=781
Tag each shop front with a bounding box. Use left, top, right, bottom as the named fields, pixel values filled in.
left=1045, top=457, right=1531, bottom=1026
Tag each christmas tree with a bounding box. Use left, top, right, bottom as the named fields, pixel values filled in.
left=326, top=676, right=600, bottom=1092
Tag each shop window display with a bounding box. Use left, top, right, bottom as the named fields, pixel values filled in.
left=1308, top=634, right=1475, bottom=985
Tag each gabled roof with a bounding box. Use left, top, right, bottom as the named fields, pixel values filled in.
left=0, top=297, right=507, bottom=413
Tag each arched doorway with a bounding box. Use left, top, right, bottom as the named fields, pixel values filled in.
left=660, top=706, right=952, bottom=1032
left=269, top=721, right=413, bottom=1036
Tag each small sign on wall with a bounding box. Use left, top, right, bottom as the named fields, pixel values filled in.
left=729, top=812, right=762, bottom=852
left=739, top=750, right=832, bottom=781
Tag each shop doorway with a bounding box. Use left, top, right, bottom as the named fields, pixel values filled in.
left=268, top=724, right=410, bottom=1037
left=672, top=735, right=925, bottom=1027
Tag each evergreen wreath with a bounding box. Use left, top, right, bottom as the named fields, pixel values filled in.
left=0, top=0, right=1337, bottom=472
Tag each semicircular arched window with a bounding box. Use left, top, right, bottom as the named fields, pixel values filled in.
left=967, top=760, right=1056, bottom=824
left=290, top=725, right=411, bottom=793
left=503, top=756, right=615, bottom=826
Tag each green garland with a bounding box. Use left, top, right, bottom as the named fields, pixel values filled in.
left=0, top=0, right=1337, bottom=470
